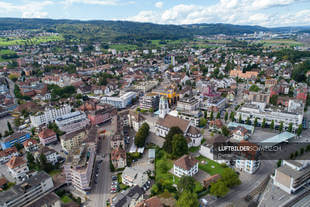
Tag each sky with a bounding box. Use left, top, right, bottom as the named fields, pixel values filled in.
left=0, top=0, right=310, bottom=27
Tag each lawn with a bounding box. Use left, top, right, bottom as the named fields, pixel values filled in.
left=0, top=35, right=64, bottom=46
left=61, top=195, right=72, bottom=203
left=196, top=155, right=226, bottom=176
left=48, top=169, right=62, bottom=177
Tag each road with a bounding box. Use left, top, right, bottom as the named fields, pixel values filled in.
left=88, top=132, right=112, bottom=207
left=207, top=159, right=276, bottom=207
left=6, top=77, right=16, bottom=104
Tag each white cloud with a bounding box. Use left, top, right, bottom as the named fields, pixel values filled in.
left=155, top=1, right=163, bottom=9
left=63, top=0, right=119, bottom=6
left=0, top=1, right=52, bottom=18
left=128, top=0, right=309, bottom=26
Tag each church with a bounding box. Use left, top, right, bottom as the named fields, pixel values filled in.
left=155, top=96, right=203, bottom=147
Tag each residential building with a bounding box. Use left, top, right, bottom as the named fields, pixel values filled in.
left=1, top=131, right=31, bottom=150
left=0, top=171, right=54, bottom=207
left=139, top=93, right=159, bottom=111
left=30, top=104, right=72, bottom=127
left=38, top=128, right=57, bottom=146
left=0, top=147, right=19, bottom=164
left=35, top=146, right=59, bottom=165
left=272, top=160, right=310, bottom=194
left=203, top=174, right=221, bottom=188
left=229, top=70, right=258, bottom=80
left=87, top=104, right=116, bottom=125
left=200, top=96, right=226, bottom=112
left=55, top=111, right=89, bottom=133
left=7, top=156, right=29, bottom=180
left=110, top=185, right=144, bottom=207
left=63, top=144, right=96, bottom=193
left=121, top=167, right=148, bottom=187
left=134, top=81, right=158, bottom=92
left=173, top=155, right=199, bottom=177
left=23, top=139, right=39, bottom=152
left=111, top=147, right=127, bottom=169
left=60, top=129, right=86, bottom=152
left=101, top=92, right=137, bottom=109
left=235, top=159, right=260, bottom=174
left=231, top=126, right=250, bottom=141
left=176, top=97, right=202, bottom=126
left=128, top=110, right=146, bottom=132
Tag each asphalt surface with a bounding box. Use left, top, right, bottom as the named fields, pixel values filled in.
left=88, top=134, right=112, bottom=207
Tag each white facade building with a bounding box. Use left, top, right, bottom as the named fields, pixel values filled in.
left=30, top=104, right=72, bottom=127
left=55, top=111, right=89, bottom=133
left=235, top=159, right=260, bottom=174
left=235, top=102, right=304, bottom=130
left=101, top=92, right=137, bottom=109
left=173, top=155, right=199, bottom=177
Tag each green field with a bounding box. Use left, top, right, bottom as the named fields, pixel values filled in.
left=255, top=39, right=304, bottom=47
left=196, top=156, right=226, bottom=176
left=61, top=195, right=72, bottom=203
left=0, top=35, right=64, bottom=46
left=0, top=49, right=17, bottom=62
left=151, top=39, right=186, bottom=47
left=109, top=44, right=138, bottom=51
left=48, top=169, right=62, bottom=177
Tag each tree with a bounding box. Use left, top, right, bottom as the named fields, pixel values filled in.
left=210, top=111, right=214, bottom=120
left=177, top=176, right=195, bottom=193
left=14, top=117, right=22, bottom=127
left=300, top=148, right=304, bottom=155
left=262, top=118, right=266, bottom=128
left=270, top=95, right=278, bottom=106
left=7, top=122, right=13, bottom=133
left=163, top=127, right=183, bottom=154
left=249, top=84, right=260, bottom=92
left=39, top=153, right=52, bottom=172
left=224, top=112, right=228, bottom=122
left=297, top=124, right=302, bottom=136
left=238, top=114, right=242, bottom=123
left=216, top=112, right=220, bottom=119
left=199, top=118, right=207, bottom=127
left=14, top=143, right=23, bottom=151
left=27, top=152, right=37, bottom=170
left=134, top=123, right=150, bottom=147
left=31, top=127, right=36, bottom=136
left=277, top=160, right=282, bottom=168
left=172, top=134, right=188, bottom=158
left=246, top=117, right=250, bottom=125
left=254, top=117, right=258, bottom=127
left=229, top=111, right=235, bottom=121
left=221, top=126, right=230, bottom=137
left=221, top=168, right=241, bottom=188
left=176, top=191, right=199, bottom=207
left=288, top=123, right=293, bottom=132
left=279, top=121, right=284, bottom=132
left=210, top=181, right=229, bottom=197
left=270, top=120, right=275, bottom=130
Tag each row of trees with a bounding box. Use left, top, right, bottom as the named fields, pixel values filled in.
left=134, top=123, right=150, bottom=147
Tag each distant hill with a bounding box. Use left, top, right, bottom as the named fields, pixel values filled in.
left=0, top=18, right=307, bottom=43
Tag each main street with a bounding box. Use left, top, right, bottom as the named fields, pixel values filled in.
left=88, top=125, right=113, bottom=207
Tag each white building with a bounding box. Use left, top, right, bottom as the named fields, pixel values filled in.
left=173, top=155, right=199, bottom=177
left=30, top=104, right=72, bottom=127
left=55, top=111, right=89, bottom=133
left=0, top=171, right=54, bottom=207
left=272, top=160, right=310, bottom=194
left=121, top=167, right=148, bottom=187
left=235, top=159, right=260, bottom=174
left=158, top=96, right=170, bottom=119
left=6, top=156, right=29, bottom=180
left=176, top=97, right=202, bottom=127
left=235, top=101, right=304, bottom=130
left=101, top=92, right=137, bottom=109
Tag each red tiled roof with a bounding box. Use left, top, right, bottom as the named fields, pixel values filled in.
left=6, top=156, right=26, bottom=169
left=174, top=155, right=198, bottom=171
left=38, top=128, right=56, bottom=139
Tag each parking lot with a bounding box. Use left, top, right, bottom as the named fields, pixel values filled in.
left=250, top=129, right=278, bottom=142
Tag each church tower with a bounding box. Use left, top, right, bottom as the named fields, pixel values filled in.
left=159, top=96, right=169, bottom=119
